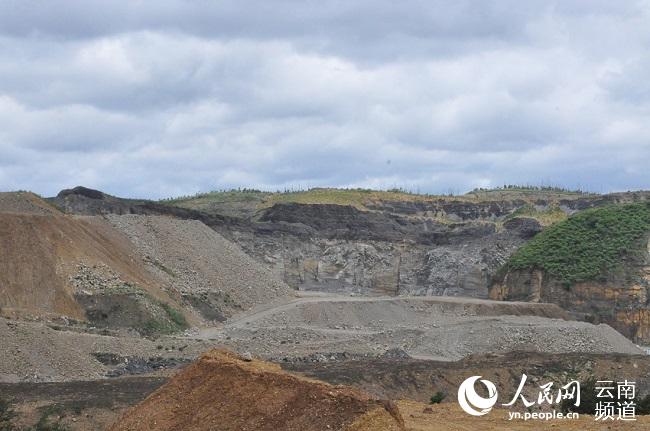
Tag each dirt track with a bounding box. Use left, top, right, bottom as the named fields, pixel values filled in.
left=196, top=293, right=643, bottom=361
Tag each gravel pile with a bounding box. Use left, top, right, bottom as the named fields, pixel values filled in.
left=70, top=263, right=131, bottom=294
left=106, top=215, right=293, bottom=316
left=0, top=317, right=215, bottom=382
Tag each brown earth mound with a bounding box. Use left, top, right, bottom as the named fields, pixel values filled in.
left=110, top=349, right=405, bottom=431
left=0, top=193, right=183, bottom=323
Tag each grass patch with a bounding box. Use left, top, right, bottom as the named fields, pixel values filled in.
left=160, top=186, right=601, bottom=215
left=140, top=302, right=188, bottom=336
left=500, top=202, right=650, bottom=286
left=504, top=204, right=567, bottom=226
left=161, top=302, right=189, bottom=329
left=160, top=189, right=270, bottom=212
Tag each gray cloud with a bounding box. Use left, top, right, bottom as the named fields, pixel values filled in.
left=0, top=1, right=649, bottom=198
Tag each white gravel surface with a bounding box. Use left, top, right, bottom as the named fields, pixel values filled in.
left=195, top=295, right=644, bottom=361
left=105, top=214, right=294, bottom=314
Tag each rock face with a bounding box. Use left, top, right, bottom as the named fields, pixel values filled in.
left=490, top=242, right=650, bottom=343
left=230, top=203, right=540, bottom=298
left=110, top=349, right=405, bottom=431
left=219, top=193, right=649, bottom=297
left=48, top=187, right=650, bottom=299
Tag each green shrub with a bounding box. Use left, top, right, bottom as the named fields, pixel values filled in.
left=140, top=303, right=188, bottom=336
left=160, top=303, right=188, bottom=329
left=429, top=391, right=446, bottom=404
left=501, top=202, right=650, bottom=286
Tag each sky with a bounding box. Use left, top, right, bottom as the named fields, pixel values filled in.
left=1, top=1, right=649, bottom=198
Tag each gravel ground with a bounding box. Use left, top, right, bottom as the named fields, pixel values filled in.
left=0, top=318, right=215, bottom=382
left=0, top=295, right=643, bottom=382
left=195, top=295, right=644, bottom=361
left=105, top=214, right=294, bottom=316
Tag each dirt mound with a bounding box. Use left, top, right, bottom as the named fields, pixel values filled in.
left=0, top=192, right=290, bottom=332
left=0, top=198, right=185, bottom=327
left=0, top=191, right=58, bottom=215
left=106, top=215, right=293, bottom=318
left=110, top=349, right=404, bottom=431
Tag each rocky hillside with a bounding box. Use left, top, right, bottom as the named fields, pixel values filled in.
left=0, top=192, right=187, bottom=332
left=0, top=192, right=291, bottom=335
left=50, top=186, right=650, bottom=299
left=161, top=188, right=650, bottom=298
left=490, top=202, right=650, bottom=343
left=105, top=214, right=292, bottom=321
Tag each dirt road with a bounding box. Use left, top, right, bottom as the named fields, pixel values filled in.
left=194, top=293, right=643, bottom=361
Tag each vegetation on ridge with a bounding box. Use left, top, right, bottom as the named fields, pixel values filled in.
left=160, top=185, right=597, bottom=213
left=503, top=204, right=567, bottom=226
left=500, top=202, right=650, bottom=286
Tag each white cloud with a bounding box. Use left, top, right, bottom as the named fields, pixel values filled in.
left=0, top=1, right=649, bottom=197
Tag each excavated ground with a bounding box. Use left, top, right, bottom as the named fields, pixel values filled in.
left=2, top=191, right=650, bottom=430
left=0, top=291, right=643, bottom=382
left=285, top=350, right=650, bottom=403
left=4, top=350, right=650, bottom=431
left=399, top=401, right=650, bottom=430
left=196, top=293, right=643, bottom=362
left=0, top=317, right=217, bottom=382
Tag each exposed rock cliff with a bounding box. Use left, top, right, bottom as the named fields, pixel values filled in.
left=490, top=265, right=650, bottom=343
left=230, top=203, right=539, bottom=297
left=50, top=187, right=650, bottom=299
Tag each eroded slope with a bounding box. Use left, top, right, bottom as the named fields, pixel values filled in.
left=109, top=349, right=404, bottom=431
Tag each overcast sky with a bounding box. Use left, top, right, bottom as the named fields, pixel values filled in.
left=1, top=1, right=649, bottom=198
